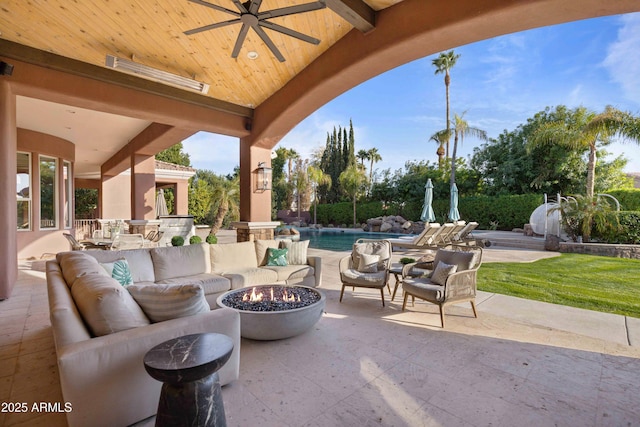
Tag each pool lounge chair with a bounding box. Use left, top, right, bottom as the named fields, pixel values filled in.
left=437, top=221, right=467, bottom=247
left=389, top=223, right=453, bottom=250
left=451, top=222, right=481, bottom=246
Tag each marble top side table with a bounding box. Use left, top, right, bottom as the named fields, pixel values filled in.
left=144, top=333, right=234, bottom=427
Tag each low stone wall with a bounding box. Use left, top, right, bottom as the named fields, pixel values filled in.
left=559, top=242, right=640, bottom=259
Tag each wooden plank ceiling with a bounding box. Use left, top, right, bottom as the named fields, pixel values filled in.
left=0, top=0, right=403, bottom=109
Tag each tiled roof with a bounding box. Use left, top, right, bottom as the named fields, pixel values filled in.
left=155, top=160, right=196, bottom=172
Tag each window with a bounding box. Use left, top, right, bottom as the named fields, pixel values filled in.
left=63, top=161, right=72, bottom=228
left=17, top=152, right=31, bottom=231
left=40, top=156, right=57, bottom=229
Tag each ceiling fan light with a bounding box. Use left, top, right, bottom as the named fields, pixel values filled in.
left=105, top=55, right=210, bottom=94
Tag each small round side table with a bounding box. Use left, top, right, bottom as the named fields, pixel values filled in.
left=144, top=333, right=234, bottom=427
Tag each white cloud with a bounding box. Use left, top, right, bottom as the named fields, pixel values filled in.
left=603, top=13, right=640, bottom=104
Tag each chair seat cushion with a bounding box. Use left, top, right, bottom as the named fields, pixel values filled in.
left=341, top=269, right=387, bottom=288
left=402, top=278, right=444, bottom=302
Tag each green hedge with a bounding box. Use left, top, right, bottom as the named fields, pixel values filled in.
left=605, top=189, right=640, bottom=211
left=315, top=201, right=388, bottom=225
left=314, top=194, right=542, bottom=230
left=593, top=211, right=640, bottom=244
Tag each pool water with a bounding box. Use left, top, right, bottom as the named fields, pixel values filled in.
left=298, top=228, right=408, bottom=252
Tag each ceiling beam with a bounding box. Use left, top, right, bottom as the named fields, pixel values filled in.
left=325, top=0, right=376, bottom=33
left=102, top=123, right=195, bottom=177
left=0, top=39, right=253, bottom=119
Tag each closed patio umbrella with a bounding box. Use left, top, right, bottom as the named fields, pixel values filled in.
left=420, top=178, right=436, bottom=222
left=156, top=188, right=169, bottom=218
left=448, top=183, right=460, bottom=221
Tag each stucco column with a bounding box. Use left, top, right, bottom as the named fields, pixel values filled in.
left=239, top=141, right=272, bottom=222
left=131, top=154, right=156, bottom=220
left=0, top=80, right=18, bottom=299
left=175, top=181, right=189, bottom=215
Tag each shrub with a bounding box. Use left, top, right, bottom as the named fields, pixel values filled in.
left=606, top=189, right=640, bottom=211
left=400, top=257, right=415, bottom=265
left=593, top=211, right=640, bottom=244
left=189, top=235, right=202, bottom=244
left=171, top=236, right=184, bottom=246
left=206, top=234, right=218, bottom=244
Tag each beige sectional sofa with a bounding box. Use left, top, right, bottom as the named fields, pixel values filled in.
left=46, top=240, right=321, bottom=427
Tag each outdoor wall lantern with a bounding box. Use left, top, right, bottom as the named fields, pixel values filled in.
left=255, top=162, right=272, bottom=192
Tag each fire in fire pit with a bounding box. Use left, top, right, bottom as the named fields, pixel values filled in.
left=221, top=285, right=321, bottom=312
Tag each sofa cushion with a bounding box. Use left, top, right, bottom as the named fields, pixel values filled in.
left=57, top=251, right=105, bottom=287
left=155, top=273, right=231, bottom=294
left=255, top=240, right=280, bottom=266
left=127, top=283, right=211, bottom=322
left=263, top=265, right=315, bottom=282
left=99, top=258, right=134, bottom=286
left=210, top=241, right=258, bottom=273
left=70, top=274, right=150, bottom=336
left=151, top=243, right=211, bottom=281
left=224, top=268, right=279, bottom=289
left=280, top=240, right=309, bottom=265
left=87, top=249, right=156, bottom=283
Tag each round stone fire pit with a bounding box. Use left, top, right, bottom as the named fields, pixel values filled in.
left=216, top=285, right=326, bottom=341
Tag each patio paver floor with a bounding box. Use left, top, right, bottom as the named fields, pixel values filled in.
left=2, top=236, right=639, bottom=426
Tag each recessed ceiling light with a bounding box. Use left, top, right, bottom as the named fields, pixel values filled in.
left=247, top=51, right=259, bottom=60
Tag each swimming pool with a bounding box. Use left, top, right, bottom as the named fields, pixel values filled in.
left=298, top=228, right=408, bottom=252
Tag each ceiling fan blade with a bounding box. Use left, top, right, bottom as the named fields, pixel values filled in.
left=260, top=21, right=320, bottom=45
left=248, top=0, right=262, bottom=15
left=258, top=2, right=326, bottom=20
left=253, top=25, right=286, bottom=62
left=231, top=23, right=251, bottom=58
left=184, top=18, right=241, bottom=35
left=231, top=0, right=249, bottom=13
left=187, top=0, right=239, bottom=16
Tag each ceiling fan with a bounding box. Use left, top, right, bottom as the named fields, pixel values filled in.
left=184, top=0, right=327, bottom=62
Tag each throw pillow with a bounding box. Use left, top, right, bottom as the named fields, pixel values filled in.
left=280, top=240, right=310, bottom=265
left=127, top=284, right=211, bottom=323
left=358, top=254, right=380, bottom=273
left=99, top=258, right=134, bottom=286
left=71, top=274, right=150, bottom=336
left=267, top=248, right=289, bottom=266
left=431, top=262, right=458, bottom=286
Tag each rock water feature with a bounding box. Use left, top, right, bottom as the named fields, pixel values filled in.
left=217, top=285, right=326, bottom=340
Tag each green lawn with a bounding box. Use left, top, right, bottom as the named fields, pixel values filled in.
left=477, top=253, right=640, bottom=318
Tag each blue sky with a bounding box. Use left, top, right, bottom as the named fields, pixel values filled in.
left=183, top=12, right=640, bottom=179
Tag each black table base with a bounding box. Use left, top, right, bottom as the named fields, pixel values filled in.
left=144, top=333, right=234, bottom=427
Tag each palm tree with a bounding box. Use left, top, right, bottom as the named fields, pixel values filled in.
left=339, top=164, right=368, bottom=227
left=366, top=147, right=382, bottom=184
left=529, top=106, right=640, bottom=199
left=450, top=113, right=488, bottom=186
left=432, top=50, right=460, bottom=158
left=307, top=165, right=331, bottom=225
left=208, top=176, right=239, bottom=236
left=429, top=129, right=450, bottom=170
left=553, top=194, right=619, bottom=242
left=357, top=149, right=369, bottom=167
